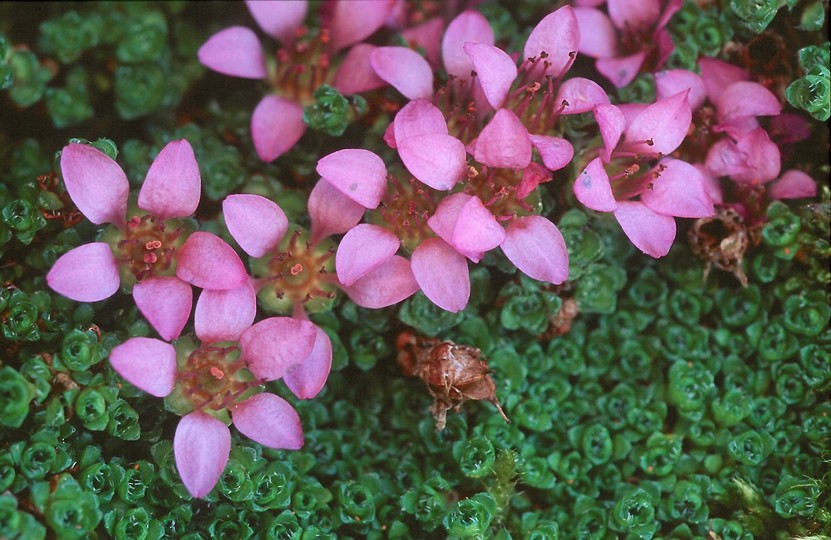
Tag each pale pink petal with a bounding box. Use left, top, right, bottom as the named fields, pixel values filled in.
left=251, top=96, right=306, bottom=162
left=308, top=178, right=366, bottom=245
left=715, top=115, right=760, bottom=141
left=699, top=57, right=749, bottom=103
left=401, top=17, right=444, bottom=68
left=573, top=7, right=618, bottom=58
left=138, top=140, right=201, bottom=220
left=641, top=158, right=715, bottom=218
left=133, top=276, right=193, bottom=341
left=246, top=0, right=308, bottom=43
left=330, top=0, right=396, bottom=52
left=60, top=144, right=128, bottom=226
left=370, top=46, right=433, bottom=101
left=194, top=282, right=256, bottom=344
left=501, top=216, right=569, bottom=284
left=731, top=128, right=781, bottom=184
left=316, top=149, right=387, bottom=209
left=705, top=138, right=748, bottom=179
left=618, top=103, right=648, bottom=126
left=608, top=0, right=661, bottom=31
left=768, top=170, right=817, bottom=200
left=332, top=44, right=386, bottom=95
left=593, top=104, right=626, bottom=162
left=624, top=90, right=691, bottom=155
left=451, top=196, right=505, bottom=253
left=517, top=162, right=552, bottom=200
left=176, top=232, right=248, bottom=290
left=574, top=157, right=617, bottom=212
left=233, top=393, right=303, bottom=449
left=198, top=27, right=267, bottom=79
left=336, top=223, right=400, bottom=287
left=529, top=135, right=573, bottom=171
left=614, top=200, right=676, bottom=258
left=174, top=412, right=231, bottom=499
left=596, top=51, right=646, bottom=88
left=343, top=255, right=419, bottom=308
left=463, top=42, right=516, bottom=109
left=442, top=10, right=494, bottom=79
left=555, top=77, right=611, bottom=115
left=398, top=134, right=467, bottom=191
left=523, top=6, right=580, bottom=78
left=426, top=193, right=486, bottom=262
left=695, top=164, right=723, bottom=205
left=223, top=194, right=288, bottom=258
left=109, top=337, right=176, bottom=397
left=717, top=81, right=781, bottom=123
left=241, top=317, right=317, bottom=381
left=47, top=242, right=120, bottom=302
left=654, top=69, right=706, bottom=111
left=474, top=109, right=532, bottom=169
left=393, top=99, right=448, bottom=143
left=411, top=238, right=470, bottom=313
left=284, top=326, right=332, bottom=399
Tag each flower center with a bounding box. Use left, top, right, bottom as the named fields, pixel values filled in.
left=373, top=174, right=437, bottom=252
left=178, top=344, right=251, bottom=412
left=104, top=214, right=193, bottom=285
left=270, top=26, right=332, bottom=105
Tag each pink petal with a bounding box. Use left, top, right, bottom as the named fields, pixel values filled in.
left=47, top=242, right=120, bottom=302
left=608, top=0, right=661, bottom=31
left=246, top=0, right=308, bottom=43
left=308, top=178, right=366, bottom=245
left=640, top=158, right=715, bottom=218
left=251, top=96, right=306, bottom=162
left=699, top=57, right=749, bottom=104
left=316, top=149, right=387, bottom=209
left=427, top=193, right=486, bottom=262
left=474, top=109, right=532, bottom=169
left=133, top=276, right=193, bottom=341
left=769, top=113, right=811, bottom=145
left=370, top=46, right=433, bottom=101
left=411, top=238, right=470, bottom=313
left=284, top=326, right=332, bottom=399
left=596, top=51, right=646, bottom=88
left=529, top=135, right=574, bottom=171
left=223, top=194, right=288, bottom=258
left=717, top=81, right=781, bottom=123
left=695, top=164, right=723, bottom=205
left=654, top=69, right=706, bottom=111
left=138, top=140, right=201, bottom=220
left=573, top=8, right=618, bottom=58
left=593, top=104, right=626, bottom=162
left=614, top=200, right=676, bottom=258
left=108, top=337, right=177, bottom=397
left=574, top=157, right=617, bottom=212
left=401, top=17, right=444, bottom=68
left=233, top=393, right=303, bottom=449
left=618, top=103, right=648, bottom=126
left=336, top=224, right=400, bottom=287
left=393, top=99, right=448, bottom=143
left=198, top=26, right=267, bottom=79
left=330, top=0, right=396, bottom=52
left=343, top=255, right=419, bottom=308
left=176, top=232, right=248, bottom=290
left=398, top=134, right=467, bottom=191
left=451, top=196, right=505, bottom=253
left=501, top=216, right=569, bottom=284
left=332, top=44, right=387, bottom=95
left=523, top=6, right=580, bottom=79
left=624, top=90, right=691, bottom=155
left=241, top=317, right=317, bottom=380
left=768, top=170, right=817, bottom=200
left=705, top=138, right=748, bottom=178
left=174, top=412, right=231, bottom=499
left=60, top=144, right=128, bottom=226
left=194, top=282, right=256, bottom=344
left=555, top=77, right=611, bottom=115
left=442, top=10, right=494, bottom=79
left=517, top=162, right=552, bottom=200
left=463, top=42, right=516, bottom=109
left=731, top=128, right=781, bottom=184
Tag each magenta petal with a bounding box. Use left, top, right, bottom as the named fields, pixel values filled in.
left=442, top=10, right=494, bottom=79
left=529, top=135, right=574, bottom=171
left=246, top=0, right=307, bottom=43
left=705, top=138, right=747, bottom=178
left=176, top=232, right=248, bottom=290
left=555, top=77, right=611, bottom=115
left=474, top=109, right=532, bottom=169
left=451, top=196, right=505, bottom=253
left=47, top=242, right=120, bottom=302
left=501, top=216, right=569, bottom=284
left=174, top=412, right=231, bottom=499
left=316, top=149, right=387, bottom=209
left=138, top=140, right=201, bottom=220
left=768, top=170, right=817, bottom=200
left=393, top=99, right=448, bottom=143
left=109, top=337, right=177, bottom=397
left=343, top=255, right=419, bottom=308
left=411, top=238, right=470, bottom=313
left=624, top=90, right=691, bottom=155
left=198, top=26, right=267, bottom=79
left=401, top=17, right=445, bottom=68
left=284, top=326, right=332, bottom=399
left=336, top=224, right=400, bottom=287
left=596, top=51, right=646, bottom=88
left=370, top=46, right=433, bottom=101
left=241, top=317, right=317, bottom=381
left=463, top=42, right=516, bottom=109
left=524, top=6, right=580, bottom=78
left=251, top=96, right=306, bottom=162
left=731, top=128, right=781, bottom=184
left=427, top=192, right=485, bottom=261
left=330, top=0, right=395, bottom=52
left=194, top=282, right=256, bottom=344
left=233, top=393, right=303, bottom=449
left=60, top=144, right=129, bottom=226
left=613, top=200, right=676, bottom=258
left=593, top=104, right=626, bottom=162
left=573, top=8, right=617, bottom=58
left=608, top=0, right=661, bottom=32
left=699, top=57, right=749, bottom=103
left=640, top=158, right=715, bottom=218
left=654, top=69, right=706, bottom=111
left=308, top=178, right=365, bottom=245
left=223, top=194, right=288, bottom=258
left=133, top=276, right=193, bottom=341
left=717, top=81, right=781, bottom=122
left=398, top=134, right=466, bottom=191
left=517, top=162, right=552, bottom=200
left=574, top=157, right=617, bottom=212
left=696, top=164, right=723, bottom=205
left=332, top=44, right=387, bottom=94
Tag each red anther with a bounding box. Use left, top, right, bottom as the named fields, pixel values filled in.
left=290, top=263, right=304, bottom=276
left=210, top=367, right=225, bottom=380
left=145, top=240, right=162, bottom=250
left=144, top=253, right=158, bottom=264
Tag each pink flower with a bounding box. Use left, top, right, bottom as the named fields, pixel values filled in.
left=46, top=140, right=247, bottom=341
left=109, top=283, right=329, bottom=498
